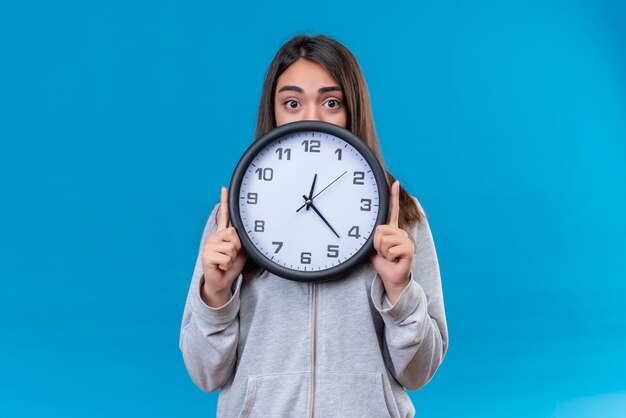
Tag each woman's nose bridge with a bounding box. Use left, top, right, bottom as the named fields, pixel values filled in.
left=303, top=102, right=321, bottom=121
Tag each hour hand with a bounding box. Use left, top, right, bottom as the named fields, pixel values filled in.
left=306, top=174, right=317, bottom=211
left=302, top=195, right=340, bottom=238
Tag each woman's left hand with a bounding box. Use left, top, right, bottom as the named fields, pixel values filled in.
left=371, top=181, right=415, bottom=304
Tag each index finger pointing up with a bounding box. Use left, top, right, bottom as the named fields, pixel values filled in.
left=388, top=180, right=400, bottom=227
left=217, top=186, right=229, bottom=230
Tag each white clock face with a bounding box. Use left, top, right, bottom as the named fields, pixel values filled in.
left=237, top=129, right=382, bottom=276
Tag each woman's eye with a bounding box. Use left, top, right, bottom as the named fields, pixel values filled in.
left=324, top=99, right=342, bottom=109
left=284, top=100, right=300, bottom=109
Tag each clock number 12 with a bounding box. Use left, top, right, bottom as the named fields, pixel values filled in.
left=302, top=140, right=320, bottom=153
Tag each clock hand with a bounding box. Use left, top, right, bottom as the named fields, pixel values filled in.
left=306, top=173, right=317, bottom=211
left=302, top=195, right=341, bottom=238
left=296, top=170, right=348, bottom=212
left=311, top=170, right=348, bottom=200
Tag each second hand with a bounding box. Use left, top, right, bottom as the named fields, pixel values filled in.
left=296, top=170, right=348, bottom=212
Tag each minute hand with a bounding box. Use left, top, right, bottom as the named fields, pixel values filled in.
left=296, top=170, right=348, bottom=212
left=302, top=195, right=341, bottom=238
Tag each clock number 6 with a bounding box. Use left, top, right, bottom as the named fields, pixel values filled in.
left=301, top=252, right=312, bottom=264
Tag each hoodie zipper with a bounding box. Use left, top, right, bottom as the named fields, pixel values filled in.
left=311, top=282, right=318, bottom=418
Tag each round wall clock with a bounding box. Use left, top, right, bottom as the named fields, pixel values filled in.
left=229, top=120, right=389, bottom=282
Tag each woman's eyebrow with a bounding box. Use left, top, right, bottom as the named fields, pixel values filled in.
left=278, top=85, right=304, bottom=93
left=318, top=86, right=341, bottom=94
left=277, top=85, right=342, bottom=94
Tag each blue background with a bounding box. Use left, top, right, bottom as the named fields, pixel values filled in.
left=2, top=0, right=625, bottom=417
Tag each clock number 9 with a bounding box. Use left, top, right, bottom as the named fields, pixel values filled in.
left=255, top=167, right=274, bottom=181
left=302, top=140, right=320, bottom=153
left=247, top=192, right=258, bottom=204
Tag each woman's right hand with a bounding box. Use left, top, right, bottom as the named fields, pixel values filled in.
left=201, top=187, right=248, bottom=308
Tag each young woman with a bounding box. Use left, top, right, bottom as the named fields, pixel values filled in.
left=180, top=34, right=448, bottom=418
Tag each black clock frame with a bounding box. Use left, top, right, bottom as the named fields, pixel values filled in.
left=229, top=120, right=390, bottom=282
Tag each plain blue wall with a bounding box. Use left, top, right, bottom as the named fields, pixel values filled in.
left=1, top=0, right=625, bottom=417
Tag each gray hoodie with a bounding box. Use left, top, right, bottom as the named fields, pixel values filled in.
left=180, top=201, right=448, bottom=418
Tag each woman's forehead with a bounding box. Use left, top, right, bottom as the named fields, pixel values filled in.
left=276, top=59, right=340, bottom=92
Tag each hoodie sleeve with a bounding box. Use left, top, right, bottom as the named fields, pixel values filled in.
left=179, top=204, right=243, bottom=393
left=370, top=201, right=449, bottom=391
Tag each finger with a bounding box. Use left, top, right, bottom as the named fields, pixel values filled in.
left=388, top=180, right=400, bottom=227
left=206, top=241, right=238, bottom=261
left=224, top=227, right=243, bottom=252
left=218, top=262, right=233, bottom=271
left=232, top=249, right=249, bottom=271
left=373, top=225, right=384, bottom=253
left=380, top=234, right=408, bottom=257
left=375, top=224, right=403, bottom=236
left=374, top=227, right=403, bottom=255
left=386, top=243, right=414, bottom=260
left=374, top=223, right=401, bottom=244
left=217, top=186, right=229, bottom=231
left=204, top=251, right=232, bottom=269
left=208, top=226, right=242, bottom=248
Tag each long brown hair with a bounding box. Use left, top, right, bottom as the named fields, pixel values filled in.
left=237, top=35, right=425, bottom=277
left=255, top=34, right=424, bottom=228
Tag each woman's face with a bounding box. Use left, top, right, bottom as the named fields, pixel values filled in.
left=274, top=58, right=347, bottom=128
